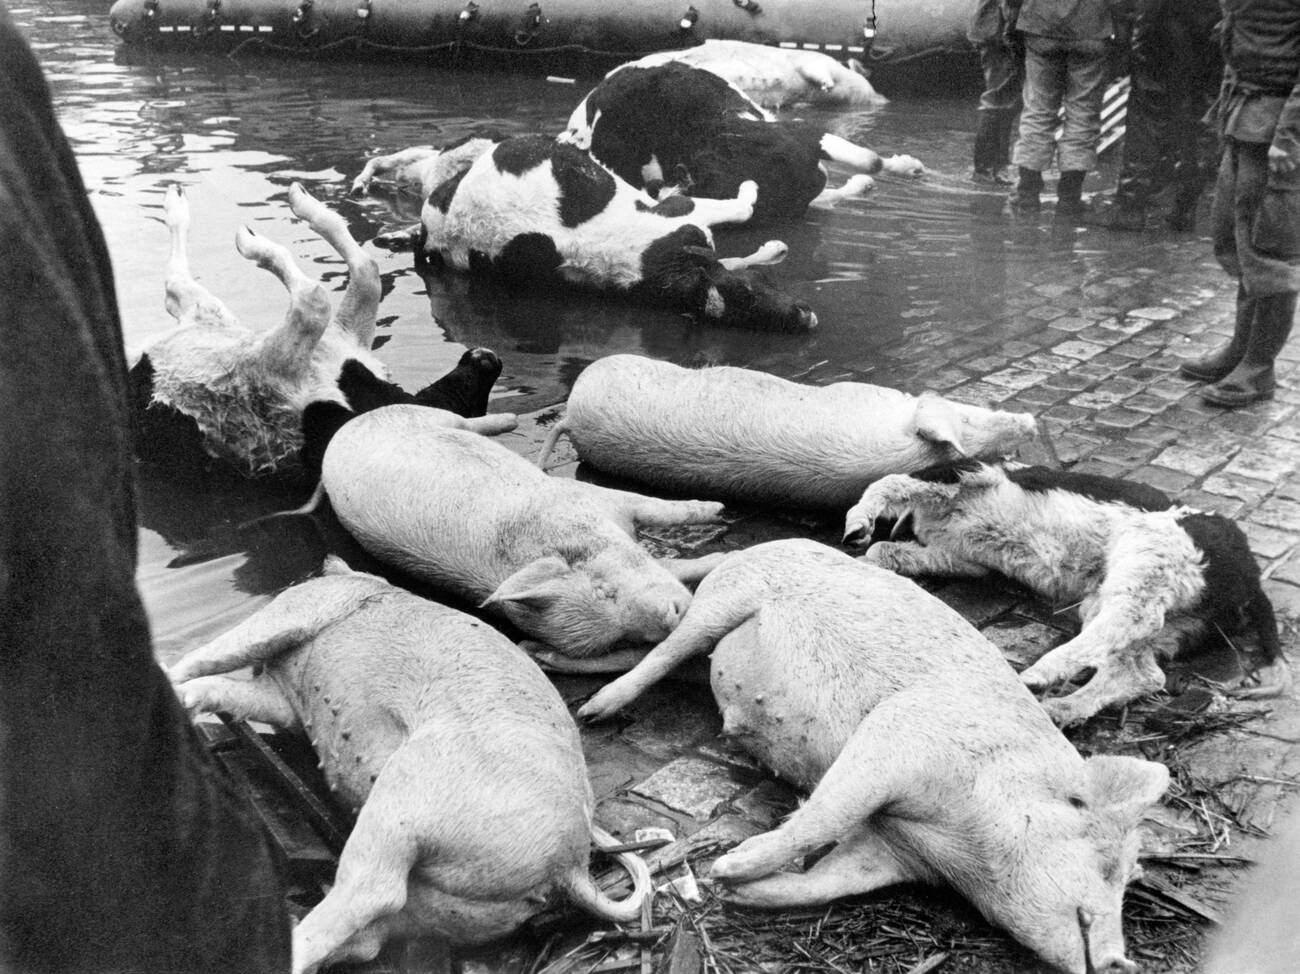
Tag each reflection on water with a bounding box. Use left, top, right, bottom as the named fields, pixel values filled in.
left=14, top=0, right=1194, bottom=662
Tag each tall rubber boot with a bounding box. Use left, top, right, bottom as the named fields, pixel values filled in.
left=1009, top=166, right=1042, bottom=212
left=1055, top=169, right=1087, bottom=219
left=1202, top=291, right=1297, bottom=406
left=972, top=111, right=1005, bottom=183
left=1179, top=283, right=1255, bottom=382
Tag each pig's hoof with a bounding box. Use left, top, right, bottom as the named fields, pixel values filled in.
left=577, top=684, right=636, bottom=721
left=885, top=154, right=925, bottom=177
left=1040, top=695, right=1095, bottom=728
left=736, top=180, right=759, bottom=207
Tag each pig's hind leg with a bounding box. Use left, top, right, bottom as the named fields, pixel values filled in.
left=162, top=184, right=238, bottom=330
left=570, top=482, right=725, bottom=532
left=173, top=674, right=296, bottom=726
left=719, top=824, right=913, bottom=908
left=712, top=694, right=941, bottom=883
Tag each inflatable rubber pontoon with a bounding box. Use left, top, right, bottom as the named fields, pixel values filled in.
left=107, top=0, right=981, bottom=90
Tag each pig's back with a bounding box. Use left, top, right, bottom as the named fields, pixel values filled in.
left=280, top=589, right=586, bottom=817
left=564, top=355, right=935, bottom=508
left=708, top=542, right=1060, bottom=788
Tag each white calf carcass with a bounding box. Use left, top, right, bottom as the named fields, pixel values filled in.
left=844, top=460, right=1289, bottom=726
left=577, top=539, right=1168, bottom=974
left=170, top=557, right=651, bottom=974
left=313, top=403, right=726, bottom=659
left=536, top=354, right=1039, bottom=509
left=624, top=40, right=889, bottom=109
left=131, top=183, right=505, bottom=479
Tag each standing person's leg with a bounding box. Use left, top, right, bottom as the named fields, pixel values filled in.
left=1107, top=0, right=1171, bottom=229
left=1054, top=40, right=1108, bottom=218
left=1202, top=141, right=1299, bottom=406
left=1011, top=35, right=1066, bottom=212
left=1165, top=0, right=1223, bottom=231
left=973, top=40, right=1022, bottom=183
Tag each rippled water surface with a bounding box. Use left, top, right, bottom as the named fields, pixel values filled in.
left=16, top=1, right=1186, bottom=661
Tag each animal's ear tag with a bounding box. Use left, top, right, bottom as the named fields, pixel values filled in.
left=1085, top=755, right=1170, bottom=822
left=482, top=555, right=573, bottom=610
left=912, top=395, right=968, bottom=457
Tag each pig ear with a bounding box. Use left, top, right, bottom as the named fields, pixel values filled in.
left=1086, top=755, right=1170, bottom=822
left=912, top=394, right=967, bottom=457
left=482, top=556, right=574, bottom=610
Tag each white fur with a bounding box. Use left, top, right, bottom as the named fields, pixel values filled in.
left=140, top=183, right=388, bottom=476
left=578, top=539, right=1165, bottom=974
left=316, top=404, right=726, bottom=658
left=169, top=558, right=651, bottom=973
left=844, top=465, right=1216, bottom=726
left=536, top=354, right=1039, bottom=509
left=350, top=137, right=497, bottom=198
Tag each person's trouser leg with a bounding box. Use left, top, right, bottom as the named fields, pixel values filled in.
left=973, top=41, right=1022, bottom=181
left=1011, top=36, right=1065, bottom=211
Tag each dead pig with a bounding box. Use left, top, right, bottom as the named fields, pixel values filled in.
left=537, top=354, right=1038, bottom=509
left=169, top=557, right=651, bottom=974
left=314, top=403, right=726, bottom=658
left=576, top=540, right=1167, bottom=974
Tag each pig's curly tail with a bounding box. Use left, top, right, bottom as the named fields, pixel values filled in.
left=564, top=825, right=654, bottom=924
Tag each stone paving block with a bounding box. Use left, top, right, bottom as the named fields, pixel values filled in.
left=1248, top=496, right=1300, bottom=532
left=1263, top=579, right=1300, bottom=621
left=631, top=756, right=748, bottom=820
left=1026, top=304, right=1067, bottom=321
left=1222, top=449, right=1300, bottom=484
left=1079, top=305, right=1122, bottom=319
left=1122, top=393, right=1173, bottom=415
left=946, top=381, right=1011, bottom=405
left=1125, top=423, right=1181, bottom=447
left=1091, top=407, right=1153, bottom=431
left=1070, top=386, right=1134, bottom=409
left=1052, top=339, right=1108, bottom=360
left=1128, top=306, right=1178, bottom=321
left=1034, top=283, right=1074, bottom=299
left=1152, top=445, right=1232, bottom=478
left=1047, top=316, right=1093, bottom=333
left=962, top=354, right=1012, bottom=373
left=1130, top=465, right=1196, bottom=494
left=980, top=616, right=1064, bottom=670
left=595, top=796, right=681, bottom=836
left=1014, top=385, right=1070, bottom=407
left=1072, top=458, right=1129, bottom=479
left=1023, top=352, right=1083, bottom=373
left=1178, top=490, right=1245, bottom=518
left=1041, top=371, right=1094, bottom=393
left=1088, top=439, right=1159, bottom=468
left=982, top=368, right=1053, bottom=393
left=1203, top=471, right=1276, bottom=503
left=1242, top=523, right=1298, bottom=559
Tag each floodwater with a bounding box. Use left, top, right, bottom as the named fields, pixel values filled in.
left=15, top=1, right=1173, bottom=663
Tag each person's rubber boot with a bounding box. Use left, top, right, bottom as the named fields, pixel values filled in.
left=1009, top=166, right=1042, bottom=213
left=1202, top=292, right=1297, bottom=407
left=1055, top=169, right=1087, bottom=220
left=972, top=111, right=1007, bottom=184
left=1179, top=284, right=1255, bottom=382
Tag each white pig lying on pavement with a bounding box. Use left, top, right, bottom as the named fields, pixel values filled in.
left=536, top=354, right=1039, bottom=509
left=170, top=557, right=651, bottom=974
left=308, top=403, right=726, bottom=659
left=843, top=460, right=1290, bottom=727
left=578, top=540, right=1168, bottom=974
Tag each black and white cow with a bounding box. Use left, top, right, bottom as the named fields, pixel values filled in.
left=380, top=134, right=816, bottom=332
left=560, top=61, right=924, bottom=225
left=130, top=183, right=508, bottom=480
left=843, top=460, right=1290, bottom=726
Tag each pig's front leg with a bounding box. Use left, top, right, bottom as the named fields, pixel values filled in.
left=862, top=540, right=991, bottom=579
left=719, top=823, right=913, bottom=908
left=712, top=693, right=941, bottom=883
left=571, top=481, right=725, bottom=533
left=658, top=552, right=730, bottom=585
left=169, top=582, right=378, bottom=684
left=173, top=674, right=296, bottom=727
left=577, top=589, right=758, bottom=721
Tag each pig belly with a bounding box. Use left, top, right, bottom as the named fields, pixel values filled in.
left=399, top=876, right=558, bottom=946
left=711, top=617, right=862, bottom=790
left=567, top=373, right=930, bottom=509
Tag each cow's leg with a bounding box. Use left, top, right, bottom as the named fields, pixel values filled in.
left=168, top=581, right=377, bottom=684
left=577, top=591, right=759, bottom=721
left=820, top=134, right=925, bottom=177
left=287, top=182, right=379, bottom=349
left=862, top=540, right=992, bottom=580
left=671, top=180, right=759, bottom=228
left=842, top=474, right=972, bottom=543
left=163, top=184, right=238, bottom=329
left=350, top=145, right=438, bottom=195
left=173, top=674, right=297, bottom=726
left=718, top=240, right=788, bottom=271
left=1040, top=648, right=1166, bottom=727
left=234, top=223, right=332, bottom=380
left=719, top=824, right=913, bottom=909
left=810, top=173, right=875, bottom=208
left=711, top=698, right=929, bottom=882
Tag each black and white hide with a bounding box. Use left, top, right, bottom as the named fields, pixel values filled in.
left=129, top=183, right=506, bottom=480
left=408, top=134, right=816, bottom=332
left=843, top=460, right=1289, bottom=727
left=560, top=62, right=923, bottom=224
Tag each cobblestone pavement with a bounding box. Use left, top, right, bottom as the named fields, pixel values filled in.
left=508, top=222, right=1300, bottom=974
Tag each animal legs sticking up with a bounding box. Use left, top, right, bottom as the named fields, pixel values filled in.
left=287, top=182, right=380, bottom=348
left=675, top=179, right=760, bottom=227
left=350, top=145, right=438, bottom=195
left=718, top=240, right=789, bottom=271
left=810, top=173, right=875, bottom=208
left=820, top=134, right=925, bottom=177
left=163, top=184, right=238, bottom=329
